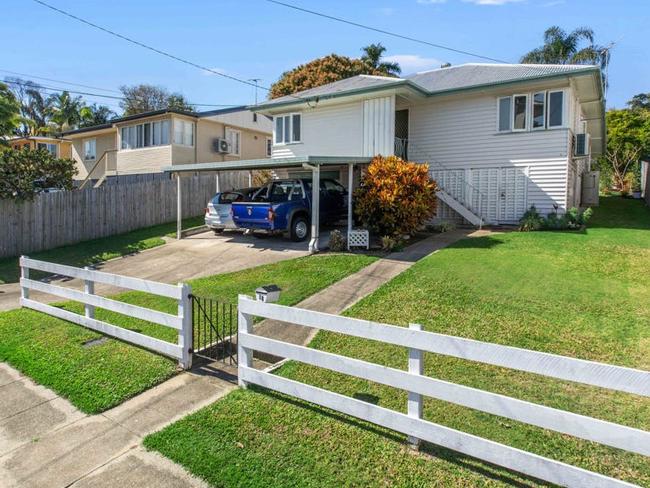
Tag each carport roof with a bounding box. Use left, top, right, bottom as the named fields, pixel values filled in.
left=163, top=156, right=373, bottom=173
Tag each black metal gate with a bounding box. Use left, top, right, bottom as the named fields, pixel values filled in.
left=190, top=295, right=237, bottom=364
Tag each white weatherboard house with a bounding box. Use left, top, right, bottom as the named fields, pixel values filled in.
left=252, top=63, right=605, bottom=226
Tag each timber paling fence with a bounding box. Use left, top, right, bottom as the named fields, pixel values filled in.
left=237, top=295, right=650, bottom=488
left=0, top=173, right=249, bottom=259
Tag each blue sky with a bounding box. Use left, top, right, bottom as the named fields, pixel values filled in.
left=3, top=0, right=648, bottom=113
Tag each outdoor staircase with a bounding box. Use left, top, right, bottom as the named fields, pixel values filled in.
left=78, top=150, right=117, bottom=190
left=436, top=189, right=484, bottom=228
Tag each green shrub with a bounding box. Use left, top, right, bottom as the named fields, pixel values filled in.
left=0, top=148, right=77, bottom=201
left=521, top=206, right=593, bottom=232
left=518, top=205, right=544, bottom=231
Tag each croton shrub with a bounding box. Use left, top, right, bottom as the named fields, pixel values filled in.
left=354, top=155, right=437, bottom=237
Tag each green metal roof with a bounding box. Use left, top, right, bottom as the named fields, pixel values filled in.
left=163, top=156, right=372, bottom=173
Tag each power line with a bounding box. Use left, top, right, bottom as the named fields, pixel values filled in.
left=31, top=0, right=273, bottom=93
left=265, top=0, right=510, bottom=64
left=3, top=78, right=240, bottom=108
left=0, top=69, right=121, bottom=93
left=30, top=0, right=315, bottom=106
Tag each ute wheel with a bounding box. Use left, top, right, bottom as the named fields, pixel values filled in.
left=290, top=216, right=310, bottom=242
left=213, top=228, right=224, bottom=235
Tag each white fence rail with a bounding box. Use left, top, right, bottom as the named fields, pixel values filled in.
left=237, top=295, right=649, bottom=488
left=20, top=257, right=192, bottom=368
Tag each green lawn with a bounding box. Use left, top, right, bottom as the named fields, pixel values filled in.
left=0, top=216, right=204, bottom=284
left=145, top=196, right=650, bottom=487
left=0, top=254, right=376, bottom=414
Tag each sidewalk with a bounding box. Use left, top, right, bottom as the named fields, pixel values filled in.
left=0, top=361, right=238, bottom=488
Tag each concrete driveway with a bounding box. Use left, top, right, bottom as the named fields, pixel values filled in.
left=0, top=231, right=313, bottom=311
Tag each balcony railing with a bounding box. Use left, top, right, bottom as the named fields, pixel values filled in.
left=394, top=137, right=408, bottom=160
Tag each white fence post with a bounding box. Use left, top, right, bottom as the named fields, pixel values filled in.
left=84, top=266, right=95, bottom=319
left=19, top=256, right=29, bottom=301
left=178, top=283, right=193, bottom=369
left=238, top=294, right=254, bottom=387
left=407, top=322, right=424, bottom=449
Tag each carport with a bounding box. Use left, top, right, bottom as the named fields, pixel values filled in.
left=164, top=156, right=372, bottom=253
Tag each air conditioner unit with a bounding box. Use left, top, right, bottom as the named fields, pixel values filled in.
left=213, top=138, right=230, bottom=154
left=574, top=133, right=590, bottom=157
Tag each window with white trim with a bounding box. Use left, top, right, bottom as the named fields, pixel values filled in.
left=274, top=113, right=301, bottom=144
left=225, top=128, right=241, bottom=156
left=37, top=142, right=58, bottom=157
left=497, top=97, right=511, bottom=132
left=532, top=92, right=546, bottom=129
left=513, top=94, right=528, bottom=131
left=497, top=90, right=565, bottom=133
left=83, top=138, right=96, bottom=160
left=266, top=137, right=272, bottom=157
left=121, top=120, right=170, bottom=150
left=547, top=90, right=564, bottom=128
left=173, top=119, right=194, bottom=146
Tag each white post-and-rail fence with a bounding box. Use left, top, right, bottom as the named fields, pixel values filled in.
left=237, top=295, right=650, bottom=488
left=19, top=257, right=193, bottom=369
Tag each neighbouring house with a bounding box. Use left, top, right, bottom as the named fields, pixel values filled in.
left=62, top=106, right=273, bottom=186
left=6, top=135, right=72, bottom=159
left=251, top=63, right=605, bottom=225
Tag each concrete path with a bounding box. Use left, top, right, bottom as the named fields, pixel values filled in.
left=255, top=228, right=481, bottom=352
left=0, top=231, right=313, bottom=311
left=0, top=361, right=241, bottom=488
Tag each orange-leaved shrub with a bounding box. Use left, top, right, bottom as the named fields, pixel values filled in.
left=354, top=155, right=437, bottom=237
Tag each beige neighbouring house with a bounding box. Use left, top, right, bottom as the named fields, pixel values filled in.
left=6, top=135, right=73, bottom=159
left=62, top=107, right=273, bottom=186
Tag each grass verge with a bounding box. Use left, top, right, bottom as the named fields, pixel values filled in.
left=0, top=216, right=204, bottom=284
left=145, top=196, right=650, bottom=487
left=0, top=254, right=377, bottom=413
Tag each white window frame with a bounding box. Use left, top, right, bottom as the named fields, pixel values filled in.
left=225, top=127, right=241, bottom=156
left=497, top=96, right=512, bottom=133
left=546, top=90, right=566, bottom=129
left=511, top=94, right=529, bottom=132
left=496, top=89, right=566, bottom=133
left=173, top=119, right=195, bottom=147
left=273, top=113, right=302, bottom=145
left=266, top=136, right=272, bottom=157
left=83, top=138, right=96, bottom=161
left=531, top=91, right=547, bottom=131
left=120, top=119, right=171, bottom=150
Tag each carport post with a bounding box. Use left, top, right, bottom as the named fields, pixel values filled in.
left=248, top=171, right=253, bottom=187
left=215, top=172, right=220, bottom=192
left=308, top=164, right=320, bottom=253
left=176, top=173, right=182, bottom=240
left=347, top=163, right=353, bottom=251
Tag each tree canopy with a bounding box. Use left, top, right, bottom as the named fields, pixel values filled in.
left=119, top=84, right=194, bottom=115
left=0, top=147, right=77, bottom=201
left=627, top=93, right=650, bottom=111
left=360, top=43, right=401, bottom=76
left=599, top=102, right=650, bottom=192
left=269, top=44, right=401, bottom=99
left=0, top=83, right=20, bottom=139
left=521, top=26, right=606, bottom=69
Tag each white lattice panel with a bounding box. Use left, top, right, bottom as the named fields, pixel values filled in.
left=348, top=230, right=370, bottom=249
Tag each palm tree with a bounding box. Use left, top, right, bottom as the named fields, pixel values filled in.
left=361, top=43, right=401, bottom=76
left=521, top=26, right=606, bottom=68
left=47, top=91, right=84, bottom=132
left=79, top=104, right=117, bottom=128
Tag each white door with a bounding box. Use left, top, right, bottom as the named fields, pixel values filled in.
left=471, top=167, right=528, bottom=224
